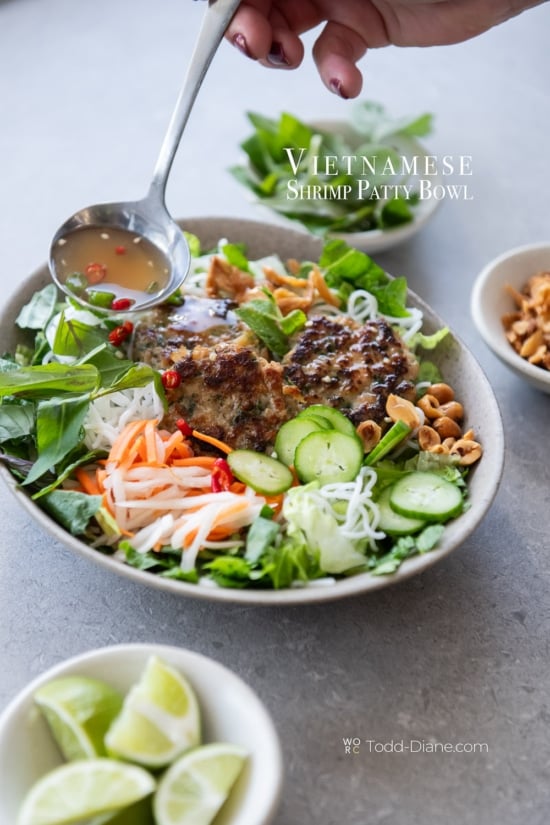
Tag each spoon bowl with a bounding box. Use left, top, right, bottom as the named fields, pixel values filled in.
left=49, top=0, right=241, bottom=312
left=49, top=197, right=191, bottom=312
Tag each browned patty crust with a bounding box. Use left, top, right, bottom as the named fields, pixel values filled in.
left=133, top=301, right=418, bottom=452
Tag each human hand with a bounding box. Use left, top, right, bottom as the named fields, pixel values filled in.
left=226, top=0, right=545, bottom=98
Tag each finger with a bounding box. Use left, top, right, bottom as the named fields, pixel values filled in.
left=226, top=3, right=273, bottom=60
left=312, top=21, right=367, bottom=99
left=227, top=3, right=305, bottom=68
left=259, top=24, right=305, bottom=69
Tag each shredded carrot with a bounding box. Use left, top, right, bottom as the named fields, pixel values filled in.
left=264, top=493, right=285, bottom=513
left=109, top=420, right=151, bottom=463
left=172, top=456, right=217, bottom=468
left=77, top=419, right=268, bottom=558
left=144, top=419, right=160, bottom=463
left=75, top=468, right=101, bottom=497
left=191, top=429, right=233, bottom=454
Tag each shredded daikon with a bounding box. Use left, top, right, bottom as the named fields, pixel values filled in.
left=83, top=383, right=165, bottom=451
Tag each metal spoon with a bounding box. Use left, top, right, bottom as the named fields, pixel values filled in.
left=49, top=0, right=241, bottom=312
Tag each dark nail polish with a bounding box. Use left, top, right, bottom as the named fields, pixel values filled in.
left=232, top=33, right=253, bottom=59
left=267, top=42, right=289, bottom=66
left=329, top=78, right=349, bottom=99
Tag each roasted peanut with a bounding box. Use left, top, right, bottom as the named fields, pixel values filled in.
left=418, top=425, right=441, bottom=451
left=438, top=401, right=464, bottom=421
left=519, top=329, right=544, bottom=358
left=502, top=271, right=550, bottom=372
left=450, top=438, right=483, bottom=465
left=386, top=394, right=421, bottom=429
left=427, top=383, right=455, bottom=404
left=417, top=394, right=443, bottom=420
left=433, top=416, right=462, bottom=440
left=357, top=420, right=382, bottom=453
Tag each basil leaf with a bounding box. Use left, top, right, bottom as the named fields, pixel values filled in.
left=0, top=364, right=99, bottom=398
left=0, top=403, right=35, bottom=442
left=53, top=313, right=107, bottom=358
left=24, top=395, right=90, bottom=485
left=32, top=449, right=105, bottom=499
left=16, top=284, right=57, bottom=330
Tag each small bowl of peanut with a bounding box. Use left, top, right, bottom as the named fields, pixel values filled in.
left=471, top=241, right=550, bottom=393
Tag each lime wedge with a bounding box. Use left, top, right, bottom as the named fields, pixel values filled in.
left=98, top=796, right=155, bottom=825
left=105, top=656, right=201, bottom=769
left=34, top=676, right=123, bottom=761
left=154, top=743, right=247, bottom=825
left=17, top=758, right=155, bottom=825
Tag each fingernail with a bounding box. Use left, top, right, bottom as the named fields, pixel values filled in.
left=329, top=78, right=349, bottom=99
left=267, top=41, right=289, bottom=66
left=232, top=33, right=253, bottom=59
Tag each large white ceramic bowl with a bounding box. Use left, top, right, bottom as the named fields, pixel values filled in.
left=471, top=241, right=550, bottom=393
left=0, top=643, right=283, bottom=825
left=0, top=217, right=504, bottom=604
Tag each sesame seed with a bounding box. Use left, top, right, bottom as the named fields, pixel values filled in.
left=57, top=238, right=67, bottom=246
left=100, top=232, right=110, bottom=240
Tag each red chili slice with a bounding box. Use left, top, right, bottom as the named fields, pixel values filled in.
left=85, top=262, right=107, bottom=284
left=161, top=370, right=181, bottom=390
left=108, top=321, right=133, bottom=347
left=211, top=458, right=234, bottom=492
left=115, top=245, right=127, bottom=255
left=111, top=298, right=134, bottom=311
left=176, top=419, right=193, bottom=437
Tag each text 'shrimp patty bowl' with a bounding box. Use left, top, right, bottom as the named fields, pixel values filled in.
left=0, top=217, right=504, bottom=605
left=230, top=103, right=442, bottom=254
left=0, top=643, right=283, bottom=825
left=471, top=241, right=550, bottom=394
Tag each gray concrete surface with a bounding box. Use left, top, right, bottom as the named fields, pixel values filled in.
left=1, top=1, right=550, bottom=823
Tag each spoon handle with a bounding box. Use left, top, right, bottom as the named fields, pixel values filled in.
left=148, top=0, right=242, bottom=203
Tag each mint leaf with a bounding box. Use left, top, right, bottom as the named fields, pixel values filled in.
left=42, top=490, right=102, bottom=535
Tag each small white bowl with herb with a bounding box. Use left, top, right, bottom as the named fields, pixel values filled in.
left=0, top=643, right=283, bottom=825
left=231, top=102, right=440, bottom=252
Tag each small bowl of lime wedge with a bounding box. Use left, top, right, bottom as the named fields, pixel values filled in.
left=0, top=644, right=282, bottom=825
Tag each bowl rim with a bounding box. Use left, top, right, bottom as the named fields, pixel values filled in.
left=471, top=240, right=550, bottom=385
left=0, top=215, right=505, bottom=605
left=0, top=642, right=284, bottom=825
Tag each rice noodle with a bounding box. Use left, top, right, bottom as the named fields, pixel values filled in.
left=346, top=288, right=424, bottom=342
left=318, top=467, right=386, bottom=549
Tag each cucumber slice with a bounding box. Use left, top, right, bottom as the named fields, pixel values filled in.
left=389, top=471, right=463, bottom=522
left=227, top=450, right=293, bottom=495
left=296, top=413, right=333, bottom=431
left=274, top=417, right=328, bottom=467
left=376, top=487, right=426, bottom=536
left=297, top=405, right=357, bottom=438
left=294, top=431, right=363, bottom=486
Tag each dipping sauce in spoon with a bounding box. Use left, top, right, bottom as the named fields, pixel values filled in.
left=52, top=226, right=171, bottom=310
